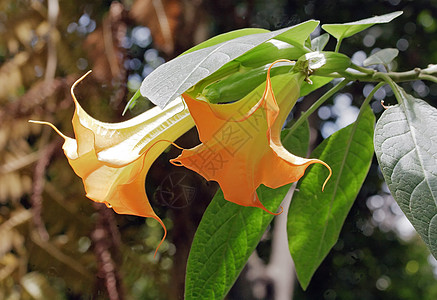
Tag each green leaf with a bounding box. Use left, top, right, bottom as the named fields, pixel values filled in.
left=181, top=28, right=270, bottom=55
left=304, top=35, right=312, bottom=49
left=374, top=85, right=437, bottom=258
left=185, top=121, right=310, bottom=300
left=201, top=64, right=293, bottom=104
left=363, top=48, right=399, bottom=67
left=140, top=20, right=319, bottom=108
left=122, top=87, right=143, bottom=115
left=191, top=40, right=307, bottom=102
left=311, top=33, right=330, bottom=51
left=124, top=29, right=269, bottom=113
left=288, top=105, right=375, bottom=290
left=322, top=11, right=403, bottom=40
left=275, top=21, right=320, bottom=48
left=282, top=119, right=310, bottom=158
left=184, top=187, right=286, bottom=300
left=235, top=39, right=306, bottom=68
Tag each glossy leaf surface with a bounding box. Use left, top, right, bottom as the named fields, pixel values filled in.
left=124, top=29, right=269, bottom=112
left=140, top=20, right=318, bottom=108
left=322, top=11, right=402, bottom=40
left=185, top=121, right=310, bottom=300
left=288, top=105, right=375, bottom=289
left=181, top=28, right=269, bottom=55
left=300, top=76, right=333, bottom=97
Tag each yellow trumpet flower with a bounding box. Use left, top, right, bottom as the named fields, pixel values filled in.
left=30, top=71, right=194, bottom=255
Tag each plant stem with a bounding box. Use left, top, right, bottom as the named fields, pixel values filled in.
left=418, top=74, right=437, bottom=83
left=334, top=38, right=343, bottom=53
left=288, top=64, right=437, bottom=133
left=359, top=82, right=385, bottom=114
left=289, top=78, right=351, bottom=133
left=374, top=73, right=404, bottom=105
left=336, top=64, right=437, bottom=83
left=349, top=63, right=375, bottom=75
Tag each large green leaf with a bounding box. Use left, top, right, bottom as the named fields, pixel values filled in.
left=288, top=105, right=375, bottom=290
left=322, top=11, right=402, bottom=40
left=124, top=29, right=269, bottom=113
left=281, top=121, right=310, bottom=159
left=140, top=20, right=318, bottom=108
left=181, top=28, right=269, bottom=55
left=374, top=85, right=437, bottom=258
left=185, top=121, right=310, bottom=300
left=235, top=39, right=305, bottom=68
left=185, top=40, right=308, bottom=103
left=184, top=187, right=288, bottom=300
left=197, top=49, right=346, bottom=104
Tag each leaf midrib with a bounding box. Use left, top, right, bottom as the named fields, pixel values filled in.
left=315, top=114, right=368, bottom=261
left=188, top=205, right=246, bottom=298
left=400, top=92, right=437, bottom=221
left=165, top=31, right=278, bottom=103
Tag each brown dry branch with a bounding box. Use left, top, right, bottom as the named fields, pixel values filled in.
left=30, top=139, right=61, bottom=242
left=106, top=2, right=130, bottom=109
left=130, top=0, right=180, bottom=56
left=130, top=0, right=208, bottom=58
left=92, top=203, right=125, bottom=300
left=0, top=77, right=72, bottom=124
left=84, top=2, right=129, bottom=110
left=45, top=0, right=59, bottom=81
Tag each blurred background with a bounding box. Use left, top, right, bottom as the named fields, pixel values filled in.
left=1, top=0, right=437, bottom=299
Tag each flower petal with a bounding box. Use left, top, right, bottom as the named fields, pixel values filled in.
left=31, top=71, right=195, bottom=255
left=172, top=60, right=331, bottom=213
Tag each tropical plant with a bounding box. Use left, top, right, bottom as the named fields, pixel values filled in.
left=1, top=1, right=437, bottom=299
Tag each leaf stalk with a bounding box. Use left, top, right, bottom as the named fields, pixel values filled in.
left=289, top=79, right=351, bottom=133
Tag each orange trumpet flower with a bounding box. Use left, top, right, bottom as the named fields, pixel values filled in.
left=30, top=71, right=195, bottom=255
left=172, top=60, right=331, bottom=213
